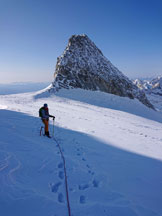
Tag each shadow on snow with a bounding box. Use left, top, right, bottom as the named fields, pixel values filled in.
left=0, top=109, right=162, bottom=216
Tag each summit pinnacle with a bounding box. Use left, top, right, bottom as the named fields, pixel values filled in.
left=50, top=34, right=154, bottom=109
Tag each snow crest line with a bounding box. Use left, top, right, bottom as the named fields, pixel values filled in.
left=53, top=137, right=71, bottom=216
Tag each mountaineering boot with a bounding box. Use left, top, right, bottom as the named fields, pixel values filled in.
left=45, top=131, right=51, bottom=138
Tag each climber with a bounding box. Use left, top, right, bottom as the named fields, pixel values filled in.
left=39, top=104, right=55, bottom=138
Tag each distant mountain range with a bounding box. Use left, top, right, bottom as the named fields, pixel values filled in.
left=133, top=76, right=162, bottom=112
left=133, top=76, right=162, bottom=95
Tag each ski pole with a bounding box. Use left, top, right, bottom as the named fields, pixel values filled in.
left=53, top=118, right=55, bottom=137
left=40, top=126, right=44, bottom=136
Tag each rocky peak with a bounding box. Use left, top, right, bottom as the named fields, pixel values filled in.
left=151, top=76, right=162, bottom=89
left=67, top=34, right=103, bottom=55
left=50, top=34, right=154, bottom=109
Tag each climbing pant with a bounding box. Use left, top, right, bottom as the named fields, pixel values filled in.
left=42, top=119, right=49, bottom=133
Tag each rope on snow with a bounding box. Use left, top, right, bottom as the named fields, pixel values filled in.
left=53, top=137, right=71, bottom=216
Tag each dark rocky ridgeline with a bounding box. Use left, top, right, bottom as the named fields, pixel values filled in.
left=50, top=34, right=154, bottom=109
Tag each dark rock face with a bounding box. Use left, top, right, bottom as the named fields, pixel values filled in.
left=51, top=34, right=154, bottom=109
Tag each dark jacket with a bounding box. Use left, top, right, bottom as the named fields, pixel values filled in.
left=41, top=107, right=53, bottom=120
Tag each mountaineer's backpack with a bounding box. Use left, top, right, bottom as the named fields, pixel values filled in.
left=39, top=107, right=44, bottom=117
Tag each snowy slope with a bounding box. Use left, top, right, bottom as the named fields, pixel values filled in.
left=0, top=89, right=162, bottom=216
left=146, top=93, right=162, bottom=113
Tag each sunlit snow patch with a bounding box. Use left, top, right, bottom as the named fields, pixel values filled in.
left=0, top=105, right=8, bottom=109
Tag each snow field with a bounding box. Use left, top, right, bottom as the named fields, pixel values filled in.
left=0, top=88, right=162, bottom=216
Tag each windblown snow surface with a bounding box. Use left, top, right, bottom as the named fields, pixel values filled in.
left=0, top=88, right=162, bottom=216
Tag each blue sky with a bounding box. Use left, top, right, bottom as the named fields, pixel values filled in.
left=0, top=0, right=162, bottom=83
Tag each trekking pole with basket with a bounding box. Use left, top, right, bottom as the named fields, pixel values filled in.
left=40, top=126, right=44, bottom=136
left=52, top=118, right=55, bottom=138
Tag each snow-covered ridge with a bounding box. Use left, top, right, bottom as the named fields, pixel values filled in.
left=45, top=34, right=153, bottom=109
left=34, top=88, right=161, bottom=123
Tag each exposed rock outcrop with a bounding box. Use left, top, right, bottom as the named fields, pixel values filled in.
left=50, top=34, right=154, bottom=109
